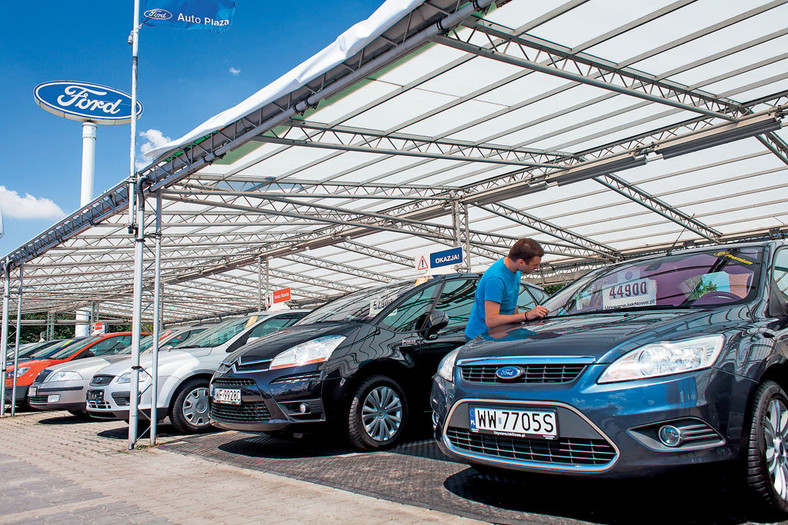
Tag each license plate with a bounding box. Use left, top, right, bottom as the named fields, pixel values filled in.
left=470, top=406, right=558, bottom=439
left=212, top=387, right=241, bottom=405
left=29, top=386, right=38, bottom=396
left=86, top=390, right=104, bottom=402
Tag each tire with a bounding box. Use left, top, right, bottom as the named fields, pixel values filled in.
left=169, top=378, right=212, bottom=434
left=347, top=375, right=408, bottom=451
left=745, top=380, right=788, bottom=516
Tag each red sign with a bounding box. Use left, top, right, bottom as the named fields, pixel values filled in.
left=272, top=287, right=291, bottom=304
left=90, top=322, right=106, bottom=335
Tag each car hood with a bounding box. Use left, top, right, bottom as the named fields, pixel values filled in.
left=460, top=306, right=754, bottom=364
left=44, top=355, right=131, bottom=376
left=228, top=322, right=362, bottom=362
left=93, top=348, right=211, bottom=377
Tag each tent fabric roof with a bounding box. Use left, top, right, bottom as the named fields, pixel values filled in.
left=3, top=0, right=787, bottom=324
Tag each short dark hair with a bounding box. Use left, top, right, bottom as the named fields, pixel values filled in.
left=508, top=238, right=544, bottom=262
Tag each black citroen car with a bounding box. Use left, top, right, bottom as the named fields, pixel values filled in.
left=209, top=273, right=547, bottom=450
left=432, top=241, right=788, bottom=516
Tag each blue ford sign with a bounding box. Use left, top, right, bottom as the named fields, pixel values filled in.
left=33, top=81, right=143, bottom=125
left=495, top=366, right=524, bottom=381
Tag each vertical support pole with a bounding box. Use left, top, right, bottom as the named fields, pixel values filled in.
left=127, top=0, right=142, bottom=451
left=150, top=193, right=163, bottom=446
left=264, top=258, right=270, bottom=310
left=128, top=193, right=145, bottom=450
left=463, top=203, right=472, bottom=271
left=1, top=259, right=10, bottom=416
left=10, top=266, right=23, bottom=416
left=46, top=311, right=54, bottom=340
left=257, top=256, right=263, bottom=311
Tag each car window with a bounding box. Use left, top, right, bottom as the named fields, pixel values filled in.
left=47, top=336, right=102, bottom=359
left=89, top=335, right=132, bottom=356
left=518, top=284, right=546, bottom=310
left=379, top=282, right=440, bottom=332
left=433, top=278, right=478, bottom=333
left=773, top=248, right=788, bottom=296
left=248, top=315, right=303, bottom=338
left=186, top=316, right=259, bottom=348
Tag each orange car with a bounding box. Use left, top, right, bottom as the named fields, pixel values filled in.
left=4, top=332, right=142, bottom=407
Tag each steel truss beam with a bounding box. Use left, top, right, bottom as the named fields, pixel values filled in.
left=476, top=202, right=620, bottom=259
left=253, top=121, right=572, bottom=168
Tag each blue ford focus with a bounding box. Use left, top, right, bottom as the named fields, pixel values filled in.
left=431, top=241, right=788, bottom=515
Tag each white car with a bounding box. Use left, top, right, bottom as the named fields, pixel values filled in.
left=29, top=325, right=209, bottom=417
left=85, top=311, right=308, bottom=433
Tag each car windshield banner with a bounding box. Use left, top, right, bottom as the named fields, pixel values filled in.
left=142, top=0, right=236, bottom=32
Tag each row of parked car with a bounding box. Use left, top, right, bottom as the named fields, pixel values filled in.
left=5, top=240, right=788, bottom=516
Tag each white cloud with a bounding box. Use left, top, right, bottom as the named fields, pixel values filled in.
left=0, top=186, right=65, bottom=219
left=136, top=129, right=172, bottom=169
left=229, top=67, right=241, bottom=76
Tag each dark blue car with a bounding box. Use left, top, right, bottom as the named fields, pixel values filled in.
left=431, top=241, right=788, bottom=516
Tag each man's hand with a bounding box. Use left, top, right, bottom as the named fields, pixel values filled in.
left=524, top=305, right=549, bottom=321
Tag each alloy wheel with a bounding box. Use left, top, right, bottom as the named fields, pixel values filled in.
left=765, top=397, right=788, bottom=501
left=182, top=386, right=210, bottom=428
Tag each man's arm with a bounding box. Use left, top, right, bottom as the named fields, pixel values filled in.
left=483, top=301, right=549, bottom=329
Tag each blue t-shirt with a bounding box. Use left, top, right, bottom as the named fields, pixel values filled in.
left=465, top=258, right=521, bottom=339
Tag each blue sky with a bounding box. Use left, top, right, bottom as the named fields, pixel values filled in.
left=0, top=0, right=383, bottom=257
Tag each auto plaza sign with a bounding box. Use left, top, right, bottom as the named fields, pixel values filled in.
left=33, top=81, right=143, bottom=125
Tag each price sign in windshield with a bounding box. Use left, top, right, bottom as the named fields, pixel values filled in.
left=602, top=278, right=657, bottom=310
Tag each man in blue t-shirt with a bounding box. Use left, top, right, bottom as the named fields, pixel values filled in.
left=465, top=238, right=549, bottom=340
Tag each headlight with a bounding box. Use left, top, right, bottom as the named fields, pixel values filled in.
left=6, top=367, right=30, bottom=379
left=436, top=349, right=460, bottom=383
left=269, top=335, right=346, bottom=370
left=117, top=371, right=151, bottom=384
left=598, top=335, right=725, bottom=384
left=46, top=370, right=83, bottom=383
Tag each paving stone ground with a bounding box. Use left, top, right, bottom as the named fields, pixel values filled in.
left=0, top=411, right=483, bottom=524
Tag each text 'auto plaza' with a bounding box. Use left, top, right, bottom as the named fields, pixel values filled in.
left=2, top=0, right=788, bottom=522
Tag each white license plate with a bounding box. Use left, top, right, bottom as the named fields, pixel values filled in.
left=29, top=386, right=38, bottom=396
left=212, top=387, right=241, bottom=405
left=470, top=407, right=558, bottom=439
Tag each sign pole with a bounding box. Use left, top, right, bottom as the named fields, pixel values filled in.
left=128, top=0, right=143, bottom=451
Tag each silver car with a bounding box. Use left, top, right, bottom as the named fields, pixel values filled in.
left=85, top=311, right=308, bottom=433
left=29, top=326, right=208, bottom=417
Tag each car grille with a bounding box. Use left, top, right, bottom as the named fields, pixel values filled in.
left=90, top=375, right=114, bottom=386
left=446, top=427, right=616, bottom=466
left=87, top=401, right=112, bottom=410
left=29, top=395, right=49, bottom=404
left=211, top=401, right=271, bottom=423
left=270, top=372, right=321, bottom=385
left=460, top=364, right=586, bottom=384
left=212, top=378, right=256, bottom=388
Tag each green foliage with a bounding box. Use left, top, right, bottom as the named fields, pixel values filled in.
left=543, top=283, right=565, bottom=295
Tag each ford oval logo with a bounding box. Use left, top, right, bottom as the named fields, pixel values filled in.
left=33, top=81, right=143, bottom=125
left=495, top=366, right=524, bottom=380
left=144, top=8, right=172, bottom=20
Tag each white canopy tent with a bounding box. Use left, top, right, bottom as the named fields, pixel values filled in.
left=2, top=0, right=786, bottom=325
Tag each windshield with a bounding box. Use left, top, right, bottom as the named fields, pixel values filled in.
left=28, top=338, right=89, bottom=359
left=182, top=316, right=259, bottom=348
left=47, top=336, right=104, bottom=359
left=296, top=281, right=421, bottom=325
left=544, top=247, right=763, bottom=317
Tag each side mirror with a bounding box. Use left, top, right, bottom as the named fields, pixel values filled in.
left=420, top=311, right=449, bottom=340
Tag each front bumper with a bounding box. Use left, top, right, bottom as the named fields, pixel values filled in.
left=210, top=366, right=333, bottom=433
left=28, top=380, right=88, bottom=411
left=3, top=385, right=29, bottom=405
left=431, top=361, right=751, bottom=478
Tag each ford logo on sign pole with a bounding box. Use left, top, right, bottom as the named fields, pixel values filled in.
left=33, top=81, right=143, bottom=125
